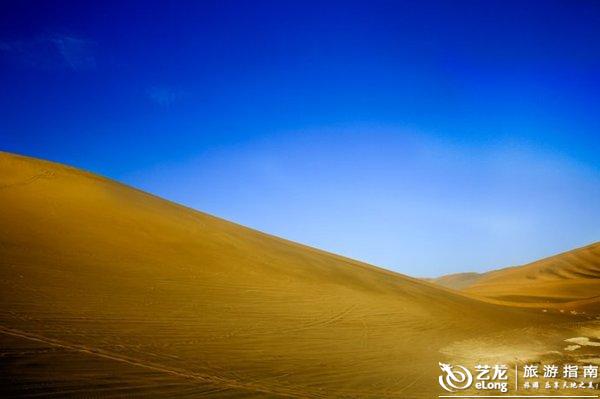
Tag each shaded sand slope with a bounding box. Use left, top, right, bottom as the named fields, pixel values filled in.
left=0, top=152, right=584, bottom=398
left=444, top=243, right=600, bottom=305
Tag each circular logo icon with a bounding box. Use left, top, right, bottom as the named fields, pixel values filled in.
left=438, top=362, right=473, bottom=392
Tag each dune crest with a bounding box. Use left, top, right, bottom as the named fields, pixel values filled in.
left=433, top=242, right=600, bottom=309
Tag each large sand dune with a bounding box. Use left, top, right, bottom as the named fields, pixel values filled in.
left=0, top=151, right=598, bottom=398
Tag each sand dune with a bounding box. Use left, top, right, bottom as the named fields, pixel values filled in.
left=433, top=243, right=600, bottom=308
left=0, top=151, right=597, bottom=398
left=426, top=272, right=483, bottom=290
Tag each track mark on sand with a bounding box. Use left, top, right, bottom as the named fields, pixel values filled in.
left=0, top=170, right=55, bottom=190
left=0, top=325, right=326, bottom=399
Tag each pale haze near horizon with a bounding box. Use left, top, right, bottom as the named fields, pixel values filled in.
left=122, top=126, right=600, bottom=278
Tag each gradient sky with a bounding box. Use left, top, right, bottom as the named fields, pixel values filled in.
left=1, top=1, right=599, bottom=277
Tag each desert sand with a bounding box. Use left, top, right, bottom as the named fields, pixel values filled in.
left=433, top=243, right=600, bottom=310
left=1, top=151, right=598, bottom=398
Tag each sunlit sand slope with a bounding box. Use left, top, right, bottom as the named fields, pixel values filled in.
left=427, top=272, right=482, bottom=290
left=0, top=151, right=591, bottom=398
left=456, top=243, right=600, bottom=305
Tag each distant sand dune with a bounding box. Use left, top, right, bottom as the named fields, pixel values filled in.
left=432, top=242, right=600, bottom=310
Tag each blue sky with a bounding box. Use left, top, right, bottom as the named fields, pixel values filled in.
left=1, top=1, right=599, bottom=276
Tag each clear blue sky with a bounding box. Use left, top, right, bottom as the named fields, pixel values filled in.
left=1, top=1, right=599, bottom=276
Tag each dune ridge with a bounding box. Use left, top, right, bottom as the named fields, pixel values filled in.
left=433, top=242, right=600, bottom=307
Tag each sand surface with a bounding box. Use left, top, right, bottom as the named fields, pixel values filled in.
left=1, top=152, right=598, bottom=398
left=433, top=242, right=600, bottom=310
